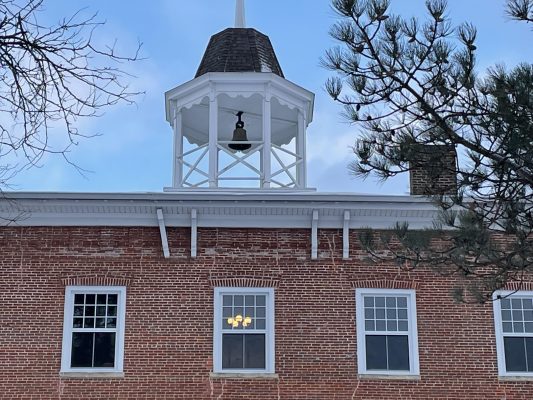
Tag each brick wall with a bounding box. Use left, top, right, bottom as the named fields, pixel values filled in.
left=409, top=144, right=457, bottom=195
left=0, top=226, right=531, bottom=399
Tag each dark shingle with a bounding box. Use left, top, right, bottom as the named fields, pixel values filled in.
left=195, top=28, right=284, bottom=78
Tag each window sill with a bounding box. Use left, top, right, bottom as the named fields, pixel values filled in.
left=499, top=375, right=533, bottom=382
left=60, top=372, right=124, bottom=379
left=210, top=372, right=279, bottom=380
left=358, top=373, right=420, bottom=381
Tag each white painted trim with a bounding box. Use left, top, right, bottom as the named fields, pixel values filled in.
left=191, top=209, right=198, bottom=258
left=61, top=286, right=127, bottom=374
left=343, top=210, right=350, bottom=259
left=156, top=209, right=170, bottom=258
left=355, top=288, right=420, bottom=376
left=0, top=192, right=453, bottom=230
left=213, top=287, right=275, bottom=374
left=311, top=210, right=318, bottom=260
left=493, top=290, right=533, bottom=377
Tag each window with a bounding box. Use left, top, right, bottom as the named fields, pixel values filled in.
left=356, top=288, right=420, bottom=376
left=61, top=286, right=126, bottom=374
left=493, top=291, right=533, bottom=377
left=213, top=288, right=275, bottom=374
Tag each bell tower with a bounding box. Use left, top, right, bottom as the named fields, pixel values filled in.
left=164, top=0, right=314, bottom=191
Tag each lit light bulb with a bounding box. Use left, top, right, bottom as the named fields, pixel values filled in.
left=242, top=322, right=248, bottom=327
left=227, top=318, right=234, bottom=325
left=235, top=315, right=243, bottom=322
left=244, top=317, right=252, bottom=324
left=232, top=320, right=239, bottom=328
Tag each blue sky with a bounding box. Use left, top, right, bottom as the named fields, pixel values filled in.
left=10, top=0, right=532, bottom=194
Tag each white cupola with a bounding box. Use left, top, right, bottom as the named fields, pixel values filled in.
left=164, top=0, right=314, bottom=191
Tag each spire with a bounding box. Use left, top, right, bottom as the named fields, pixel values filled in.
left=235, top=0, right=246, bottom=28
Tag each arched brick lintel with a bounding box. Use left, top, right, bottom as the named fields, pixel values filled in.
left=61, top=275, right=132, bottom=287
left=350, top=279, right=420, bottom=290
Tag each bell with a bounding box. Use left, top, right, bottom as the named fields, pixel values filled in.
left=228, top=111, right=251, bottom=152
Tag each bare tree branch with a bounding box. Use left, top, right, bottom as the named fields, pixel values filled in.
left=0, top=0, right=142, bottom=187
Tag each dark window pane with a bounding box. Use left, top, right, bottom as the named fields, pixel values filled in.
left=244, top=334, right=265, bottom=369
left=73, top=318, right=83, bottom=328
left=387, top=321, right=398, bottom=331
left=397, top=297, right=407, bottom=308
left=223, top=295, right=232, bottom=307
left=84, top=318, right=94, bottom=328
left=245, top=307, right=255, bottom=319
left=255, top=319, right=266, bottom=329
left=73, top=306, right=84, bottom=316
left=86, top=294, right=96, bottom=304
left=503, top=322, right=513, bottom=332
left=513, top=310, right=524, bottom=321
left=256, top=296, right=266, bottom=307
left=96, top=306, right=106, bottom=316
left=107, top=306, right=117, bottom=317
left=501, top=299, right=511, bottom=309
left=388, top=335, right=410, bottom=370
left=505, top=337, right=527, bottom=372
left=85, top=306, right=95, bottom=317
left=96, top=318, right=106, bottom=328
left=74, top=294, right=85, bottom=305
left=245, top=296, right=255, bottom=306
left=375, top=297, right=385, bottom=307
left=222, top=334, right=243, bottom=369
left=93, top=333, right=115, bottom=368
left=223, top=307, right=232, bottom=318
left=234, top=296, right=244, bottom=306
left=386, top=297, right=396, bottom=307
left=502, top=310, right=512, bottom=321
left=107, top=294, right=118, bottom=305
left=526, top=338, right=533, bottom=372
left=71, top=333, right=93, bottom=367
left=97, top=294, right=107, bottom=305
left=363, top=297, right=374, bottom=307
left=366, top=335, right=387, bottom=370
left=107, top=318, right=116, bottom=328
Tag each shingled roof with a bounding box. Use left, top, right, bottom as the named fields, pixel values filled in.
left=195, top=28, right=284, bottom=78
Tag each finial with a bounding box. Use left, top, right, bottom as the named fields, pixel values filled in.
left=235, top=0, right=246, bottom=28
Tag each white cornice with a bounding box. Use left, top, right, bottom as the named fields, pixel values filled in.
left=0, top=191, right=442, bottom=230
left=165, top=72, right=315, bottom=124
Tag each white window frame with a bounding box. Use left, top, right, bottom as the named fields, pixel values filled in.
left=213, top=287, right=275, bottom=374
left=60, top=286, right=127, bottom=374
left=493, top=290, right=533, bottom=377
left=355, top=288, right=420, bottom=376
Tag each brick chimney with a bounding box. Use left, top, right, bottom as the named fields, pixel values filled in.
left=409, top=145, right=457, bottom=195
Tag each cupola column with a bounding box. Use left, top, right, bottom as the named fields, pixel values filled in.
left=262, top=90, right=272, bottom=188
left=208, top=89, right=219, bottom=188
left=297, top=110, right=307, bottom=187
left=172, top=108, right=183, bottom=187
